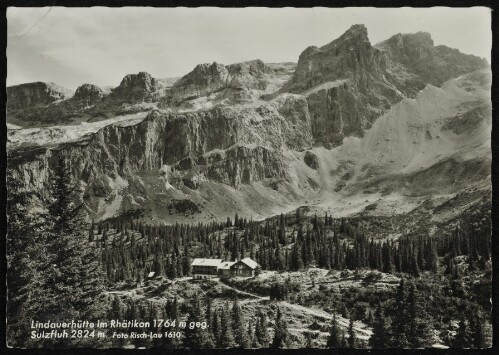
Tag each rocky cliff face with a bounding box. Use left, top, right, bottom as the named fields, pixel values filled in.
left=8, top=93, right=311, bottom=219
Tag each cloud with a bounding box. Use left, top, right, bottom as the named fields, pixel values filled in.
left=7, top=7, right=492, bottom=90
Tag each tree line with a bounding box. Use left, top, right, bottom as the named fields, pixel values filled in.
left=97, top=209, right=490, bottom=285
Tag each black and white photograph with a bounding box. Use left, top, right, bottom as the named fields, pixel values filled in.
left=5, top=6, right=493, bottom=349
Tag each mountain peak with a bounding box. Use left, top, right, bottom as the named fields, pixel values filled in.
left=73, top=83, right=105, bottom=103
left=376, top=31, right=486, bottom=86
left=108, top=72, right=160, bottom=102
left=316, top=24, right=371, bottom=55
left=383, top=31, right=434, bottom=49
left=7, top=81, right=73, bottom=111
left=407, top=31, right=434, bottom=46
left=116, top=72, right=157, bottom=90
left=346, top=23, right=367, bottom=34
left=226, top=59, right=274, bottom=76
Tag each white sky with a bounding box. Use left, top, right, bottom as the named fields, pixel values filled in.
left=7, top=7, right=492, bottom=90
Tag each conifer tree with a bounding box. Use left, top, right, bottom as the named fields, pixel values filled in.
left=452, top=314, right=472, bottom=348
left=370, top=303, right=389, bottom=348
left=203, top=297, right=216, bottom=347
left=109, top=295, right=124, bottom=319
left=326, top=312, right=342, bottom=348
left=407, top=282, right=433, bottom=348
left=290, top=240, right=304, bottom=271
left=168, top=252, right=178, bottom=280
left=219, top=302, right=236, bottom=348
left=470, top=311, right=486, bottom=348
left=391, top=278, right=410, bottom=347
left=211, top=309, right=221, bottom=348
left=6, top=171, right=51, bottom=346
left=272, top=307, right=289, bottom=348
left=255, top=311, right=270, bottom=347
left=428, top=239, right=439, bottom=273
left=232, top=298, right=249, bottom=348
left=109, top=296, right=126, bottom=347
left=410, top=250, right=421, bottom=277
left=183, top=242, right=191, bottom=276
left=102, top=229, right=108, bottom=247
left=247, top=319, right=256, bottom=348
left=43, top=156, right=106, bottom=322
left=348, top=315, right=356, bottom=348
left=341, top=331, right=348, bottom=347
left=89, top=218, right=95, bottom=242
left=184, top=294, right=211, bottom=349
left=252, top=317, right=261, bottom=348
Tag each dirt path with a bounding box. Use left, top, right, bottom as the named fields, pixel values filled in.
left=216, top=278, right=270, bottom=301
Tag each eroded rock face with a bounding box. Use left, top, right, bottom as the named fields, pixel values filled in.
left=203, top=145, right=286, bottom=187
left=7, top=82, right=73, bottom=111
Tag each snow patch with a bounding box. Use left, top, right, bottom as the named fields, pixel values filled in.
left=7, top=112, right=149, bottom=148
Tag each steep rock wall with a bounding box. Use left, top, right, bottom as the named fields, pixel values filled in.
left=8, top=94, right=312, bottom=201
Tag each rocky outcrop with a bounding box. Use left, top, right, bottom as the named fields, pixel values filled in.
left=441, top=102, right=491, bottom=135
left=167, top=62, right=228, bottom=103
left=107, top=72, right=163, bottom=102
left=304, top=151, right=319, bottom=169
left=163, top=60, right=275, bottom=106
left=226, top=59, right=275, bottom=89
left=200, top=145, right=286, bottom=187
left=73, top=83, right=105, bottom=104
left=7, top=82, right=73, bottom=111
left=375, top=32, right=489, bottom=86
